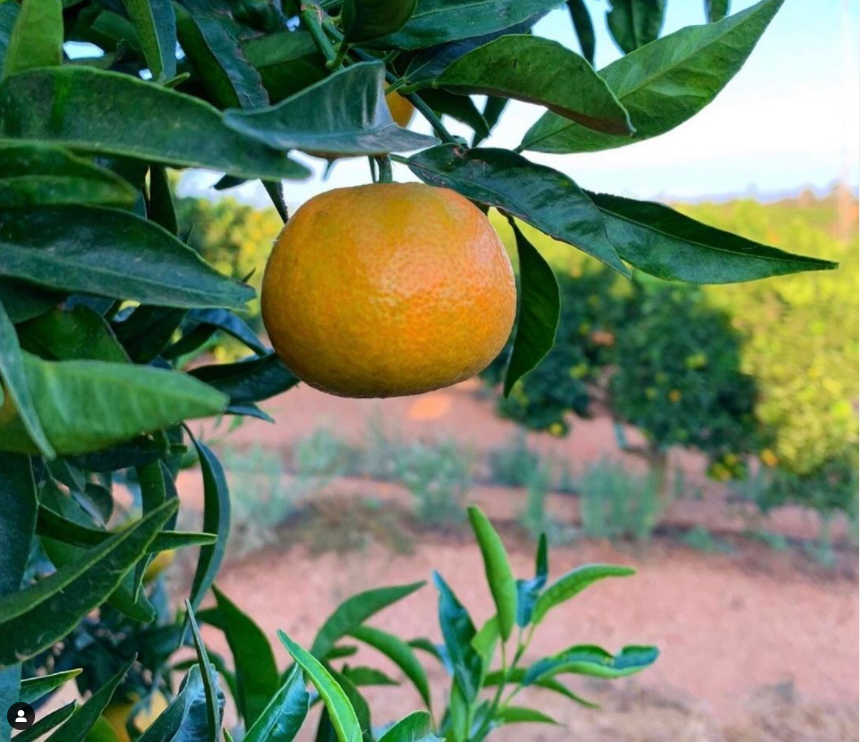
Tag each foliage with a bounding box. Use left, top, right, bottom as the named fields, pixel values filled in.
left=579, top=460, right=662, bottom=542
left=394, top=440, right=472, bottom=525
left=487, top=433, right=541, bottom=487
left=0, top=0, right=825, bottom=737
left=681, top=526, right=735, bottom=554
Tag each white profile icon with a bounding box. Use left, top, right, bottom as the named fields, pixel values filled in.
left=16, top=710, right=26, bottom=721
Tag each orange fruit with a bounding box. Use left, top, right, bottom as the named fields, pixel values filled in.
left=261, top=183, right=516, bottom=398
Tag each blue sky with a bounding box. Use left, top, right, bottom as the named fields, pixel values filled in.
left=179, top=0, right=860, bottom=205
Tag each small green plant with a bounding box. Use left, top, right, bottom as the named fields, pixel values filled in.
left=682, top=525, right=735, bottom=554
left=579, top=460, right=662, bottom=542
left=394, top=440, right=472, bottom=525
left=487, top=432, right=541, bottom=487
left=293, top=425, right=360, bottom=477
left=520, top=463, right=555, bottom=541
left=744, top=528, right=789, bottom=553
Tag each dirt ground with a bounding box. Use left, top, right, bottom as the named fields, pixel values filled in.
left=177, top=381, right=858, bottom=740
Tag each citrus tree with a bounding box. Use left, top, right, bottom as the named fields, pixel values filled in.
left=0, top=0, right=839, bottom=739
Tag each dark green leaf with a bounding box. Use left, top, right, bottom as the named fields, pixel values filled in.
left=349, top=625, right=431, bottom=708
left=377, top=711, right=438, bottom=742
left=66, top=435, right=169, bottom=472
left=114, top=306, right=187, bottom=363
left=532, top=564, right=635, bottom=626
left=432, top=572, right=481, bottom=702
left=0, top=278, right=58, bottom=324
left=407, top=145, right=628, bottom=274
left=522, top=0, right=784, bottom=153
left=19, top=306, right=128, bottom=363
left=0, top=303, right=54, bottom=457
left=244, top=665, right=309, bottom=742
left=2, top=0, right=62, bottom=80
left=311, top=582, right=424, bottom=659
left=472, top=95, right=507, bottom=147
left=503, top=222, right=560, bottom=396
left=0, top=3, right=21, bottom=79
left=12, top=702, right=75, bottom=742
left=342, top=666, right=399, bottom=687
left=0, top=354, right=227, bottom=456
left=137, top=665, right=208, bottom=742
left=149, top=164, right=178, bottom=234
left=342, top=0, right=418, bottom=42
left=186, top=602, right=225, bottom=742
left=524, top=644, right=659, bottom=683
left=494, top=706, right=559, bottom=725
left=515, top=533, right=548, bottom=627
left=419, top=88, right=489, bottom=140
left=0, top=499, right=176, bottom=667
left=165, top=309, right=268, bottom=360
left=606, top=0, right=665, bottom=54
left=567, top=0, right=595, bottom=64
left=278, top=631, right=363, bottom=742
left=0, top=66, right=310, bottom=180
left=241, top=30, right=327, bottom=104
left=371, top=0, right=560, bottom=50
left=224, top=63, right=437, bottom=156
left=121, top=0, right=176, bottom=81
left=212, top=586, right=279, bottom=727
left=188, top=438, right=231, bottom=612
left=19, top=669, right=82, bottom=704
left=589, top=192, right=838, bottom=282
left=430, top=36, right=632, bottom=136
left=467, top=507, right=516, bottom=641
left=0, top=142, right=137, bottom=209
left=0, top=207, right=254, bottom=309
left=706, top=0, right=730, bottom=22
left=190, top=353, right=298, bottom=405
left=483, top=668, right=598, bottom=707
left=331, top=671, right=372, bottom=742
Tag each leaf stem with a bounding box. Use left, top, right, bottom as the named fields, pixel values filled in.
left=327, top=40, right=350, bottom=70
left=374, top=155, right=393, bottom=183
left=300, top=4, right=337, bottom=64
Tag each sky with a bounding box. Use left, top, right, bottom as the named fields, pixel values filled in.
left=176, top=0, right=860, bottom=205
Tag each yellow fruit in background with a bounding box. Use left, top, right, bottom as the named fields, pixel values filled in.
left=103, top=692, right=168, bottom=742
left=143, top=549, right=175, bottom=583
left=261, top=183, right=516, bottom=398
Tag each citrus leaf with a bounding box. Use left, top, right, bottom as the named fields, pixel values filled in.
left=589, top=192, right=838, bottom=282
left=532, top=564, right=635, bottom=626
left=241, top=30, right=327, bottom=104
left=0, top=206, right=254, bottom=309
left=342, top=667, right=399, bottom=687
left=311, top=581, right=425, bottom=659
left=503, top=222, right=560, bottom=396
left=419, top=88, right=488, bottom=140
left=0, top=499, right=177, bottom=667
left=432, top=572, right=481, bottom=702
left=149, top=164, right=178, bottom=234
left=483, top=668, right=598, bottom=707
left=185, top=602, right=225, bottom=742
left=244, top=664, right=309, bottom=742
left=522, top=0, right=784, bottom=153
left=165, top=309, right=268, bottom=360
left=121, top=0, right=176, bottom=81
left=371, top=0, right=560, bottom=50
left=331, top=671, right=372, bottom=742
left=190, top=353, right=298, bottom=405
left=224, top=63, right=438, bottom=156
left=524, top=644, right=659, bottom=683
left=495, top=706, right=560, bottom=725
left=0, top=278, right=58, bottom=324
left=0, top=354, right=227, bottom=456
left=113, top=306, right=188, bottom=364
left=19, top=306, right=128, bottom=364
left=187, top=438, right=231, bottom=613
left=606, top=0, right=665, bottom=54
left=137, top=665, right=208, bottom=742
left=407, top=144, right=628, bottom=275
left=19, top=669, right=82, bottom=704
left=515, top=533, right=548, bottom=627
left=0, top=303, right=54, bottom=457
left=11, top=702, right=75, bottom=742
left=342, top=0, right=418, bottom=42
left=349, top=625, right=431, bottom=709
left=0, top=142, right=137, bottom=209
left=567, top=0, right=595, bottom=64
left=278, top=631, right=363, bottom=742
left=377, top=711, right=439, bottom=742
left=707, top=0, right=731, bottom=22
left=2, top=0, right=62, bottom=80
left=467, top=507, right=517, bottom=641
left=213, top=586, right=279, bottom=727
left=431, top=35, right=632, bottom=135
left=0, top=66, right=310, bottom=180
left=45, top=657, right=133, bottom=742
left=0, top=3, right=21, bottom=78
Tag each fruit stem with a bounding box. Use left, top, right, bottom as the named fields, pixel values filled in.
left=374, top=156, right=393, bottom=183
left=300, top=4, right=337, bottom=64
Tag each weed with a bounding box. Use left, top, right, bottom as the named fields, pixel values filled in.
left=682, top=526, right=735, bottom=554
left=394, top=440, right=472, bottom=526
left=293, top=426, right=360, bottom=477
left=487, top=432, right=541, bottom=487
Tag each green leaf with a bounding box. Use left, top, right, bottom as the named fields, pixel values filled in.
left=407, top=145, right=628, bottom=275
left=706, top=0, right=730, bottom=22
left=311, top=581, right=425, bottom=659
left=12, top=702, right=75, bottom=742
left=419, top=88, right=489, bottom=140
left=224, top=63, right=437, bottom=156
left=371, top=0, right=560, bottom=50
left=377, top=711, right=438, bottom=742
left=589, top=192, right=838, bottom=282
left=342, top=666, right=399, bottom=687
left=472, top=95, right=507, bottom=147
left=0, top=454, right=36, bottom=596
left=0, top=278, right=58, bottom=324
left=278, top=631, right=363, bottom=742
left=466, top=507, right=516, bottom=641
left=0, top=66, right=310, bottom=180
left=524, top=644, right=659, bottom=683
left=432, top=572, right=481, bottom=702
left=342, top=0, right=418, bottom=42
left=165, top=309, right=268, bottom=360
left=241, top=30, right=327, bottom=104
left=19, top=669, right=82, bottom=704
left=531, top=564, right=635, bottom=626
left=522, top=0, right=784, bottom=153
left=113, top=306, right=188, bottom=364
left=189, top=354, right=298, bottom=405
left=331, top=671, right=372, bottom=742
left=0, top=2, right=21, bottom=79
left=349, top=625, right=431, bottom=708
left=212, top=586, right=279, bottom=727
left=148, top=164, right=178, bottom=234
left=429, top=35, right=631, bottom=136
left=483, top=668, right=598, bottom=708
left=19, top=306, right=128, bottom=363
left=0, top=304, right=53, bottom=457
left=46, top=658, right=133, bottom=742
left=515, top=533, right=548, bottom=627
left=121, top=0, right=176, bottom=81
left=0, top=206, right=254, bottom=309
left=503, top=222, right=560, bottom=396
left=0, top=142, right=137, bottom=209
left=135, top=667, right=208, bottom=742
left=186, top=602, right=225, bottom=742
left=0, top=499, right=175, bottom=667
left=606, top=0, right=665, bottom=54
left=495, top=706, right=559, bottom=725
left=471, top=615, right=498, bottom=677
left=188, top=438, right=231, bottom=612
left=0, top=354, right=227, bottom=456
left=2, top=0, right=62, bottom=80
left=567, top=0, right=595, bottom=64
left=244, top=665, right=309, bottom=742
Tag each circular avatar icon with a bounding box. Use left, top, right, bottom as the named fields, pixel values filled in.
left=7, top=702, right=35, bottom=730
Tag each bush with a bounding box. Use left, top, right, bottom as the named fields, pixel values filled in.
left=487, top=432, right=541, bottom=486
left=393, top=440, right=472, bottom=525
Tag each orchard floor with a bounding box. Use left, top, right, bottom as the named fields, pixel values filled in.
left=175, top=380, right=858, bottom=741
